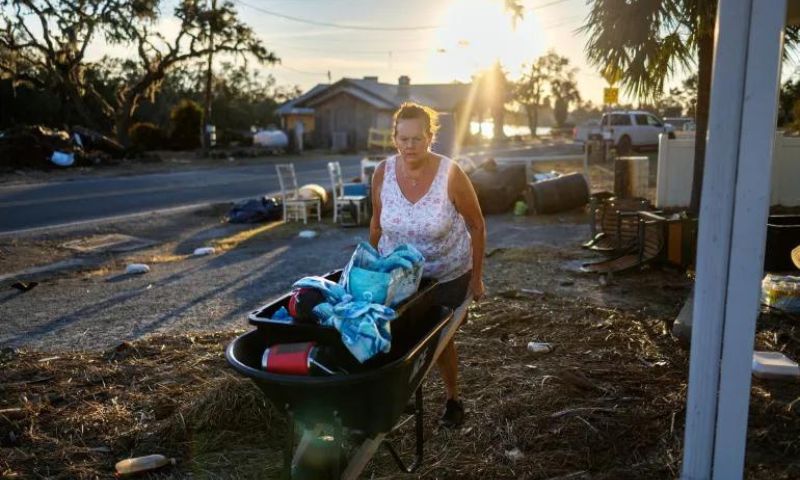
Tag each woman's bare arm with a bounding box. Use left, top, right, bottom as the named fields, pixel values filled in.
left=449, top=162, right=486, bottom=299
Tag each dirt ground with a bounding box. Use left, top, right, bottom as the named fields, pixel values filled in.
left=2, top=159, right=800, bottom=479
left=3, top=225, right=800, bottom=478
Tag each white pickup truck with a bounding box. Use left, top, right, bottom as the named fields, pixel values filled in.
left=573, top=110, right=676, bottom=154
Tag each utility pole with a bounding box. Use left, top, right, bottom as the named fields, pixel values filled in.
left=202, top=0, right=217, bottom=157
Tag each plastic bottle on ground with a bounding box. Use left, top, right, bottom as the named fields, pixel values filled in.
left=115, top=454, right=176, bottom=476
left=527, top=342, right=554, bottom=354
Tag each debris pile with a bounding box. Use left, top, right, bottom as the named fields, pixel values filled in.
left=0, top=125, right=124, bottom=170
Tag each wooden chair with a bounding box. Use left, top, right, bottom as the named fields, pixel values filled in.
left=328, top=161, right=369, bottom=225
left=275, top=163, right=321, bottom=224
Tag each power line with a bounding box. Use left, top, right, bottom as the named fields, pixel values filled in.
left=234, top=0, right=440, bottom=31
left=269, top=42, right=430, bottom=55
left=529, top=0, right=578, bottom=11
left=278, top=64, right=330, bottom=76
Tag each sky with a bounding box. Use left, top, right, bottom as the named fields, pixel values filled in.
left=236, top=0, right=611, bottom=103
left=87, top=0, right=614, bottom=105
left=83, top=0, right=799, bottom=109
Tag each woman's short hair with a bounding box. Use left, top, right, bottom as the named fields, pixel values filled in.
left=392, top=102, right=439, bottom=140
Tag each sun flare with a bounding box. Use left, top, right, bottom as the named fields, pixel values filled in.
left=427, top=0, right=546, bottom=83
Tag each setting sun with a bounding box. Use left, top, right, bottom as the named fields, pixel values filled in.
left=427, top=0, right=547, bottom=82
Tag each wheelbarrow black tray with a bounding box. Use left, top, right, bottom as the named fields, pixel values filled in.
left=226, top=304, right=453, bottom=436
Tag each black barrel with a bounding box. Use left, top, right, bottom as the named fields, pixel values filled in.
left=765, top=215, right=800, bottom=272
left=526, top=172, right=590, bottom=214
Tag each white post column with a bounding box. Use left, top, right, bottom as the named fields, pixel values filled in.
left=681, top=0, right=786, bottom=479
left=711, top=1, right=785, bottom=477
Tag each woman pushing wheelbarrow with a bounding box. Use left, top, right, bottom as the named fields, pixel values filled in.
left=370, top=102, right=486, bottom=428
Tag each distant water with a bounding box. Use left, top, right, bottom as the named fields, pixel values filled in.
left=469, top=121, right=551, bottom=139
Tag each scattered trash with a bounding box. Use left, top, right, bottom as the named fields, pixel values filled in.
left=226, top=196, right=282, bottom=224
left=11, top=281, right=38, bottom=292
left=504, top=447, right=525, bottom=462
left=193, top=247, right=216, bottom=256
left=50, top=151, right=75, bottom=167
left=125, top=264, right=150, bottom=275
left=520, top=288, right=544, bottom=296
left=0, top=125, right=72, bottom=169
left=115, top=454, right=176, bottom=476
left=752, top=351, right=800, bottom=380
left=498, top=288, right=544, bottom=299
left=762, top=274, right=800, bottom=313
left=71, top=125, right=124, bottom=157
left=298, top=230, right=318, bottom=239
left=513, top=200, right=528, bottom=216
left=0, top=124, right=124, bottom=170
left=532, top=171, right=561, bottom=183
left=527, top=342, right=554, bottom=354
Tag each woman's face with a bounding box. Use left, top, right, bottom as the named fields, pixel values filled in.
left=395, top=118, right=431, bottom=161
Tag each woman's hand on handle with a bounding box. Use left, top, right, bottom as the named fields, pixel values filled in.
left=469, top=276, right=485, bottom=301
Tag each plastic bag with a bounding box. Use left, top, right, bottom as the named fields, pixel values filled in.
left=340, top=242, right=424, bottom=306
left=762, top=273, right=800, bottom=313
left=227, top=196, right=282, bottom=223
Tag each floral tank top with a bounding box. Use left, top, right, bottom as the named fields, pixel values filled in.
left=378, top=154, right=472, bottom=282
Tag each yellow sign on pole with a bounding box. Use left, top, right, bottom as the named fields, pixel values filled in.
left=603, top=87, right=619, bottom=105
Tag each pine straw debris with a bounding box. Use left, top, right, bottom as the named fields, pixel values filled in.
left=3, top=281, right=800, bottom=478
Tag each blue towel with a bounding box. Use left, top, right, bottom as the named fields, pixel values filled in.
left=293, top=276, right=397, bottom=363
left=340, top=242, right=424, bottom=306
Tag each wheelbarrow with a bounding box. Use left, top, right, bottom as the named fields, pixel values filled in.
left=226, top=271, right=459, bottom=479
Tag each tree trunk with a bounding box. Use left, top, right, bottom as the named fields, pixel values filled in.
left=64, top=81, right=96, bottom=129
left=492, top=106, right=505, bottom=142
left=526, top=104, right=539, bottom=138
left=115, top=109, right=134, bottom=147
left=689, top=7, right=716, bottom=215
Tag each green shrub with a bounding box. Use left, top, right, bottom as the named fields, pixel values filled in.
left=128, top=122, right=166, bottom=150
left=170, top=99, right=202, bottom=150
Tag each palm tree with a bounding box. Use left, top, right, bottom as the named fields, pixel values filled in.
left=579, top=0, right=799, bottom=214
left=580, top=0, right=714, bottom=214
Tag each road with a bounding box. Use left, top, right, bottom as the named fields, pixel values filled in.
left=0, top=143, right=581, bottom=234
left=0, top=156, right=363, bottom=234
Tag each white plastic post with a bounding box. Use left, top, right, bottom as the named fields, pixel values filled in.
left=681, top=0, right=786, bottom=479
